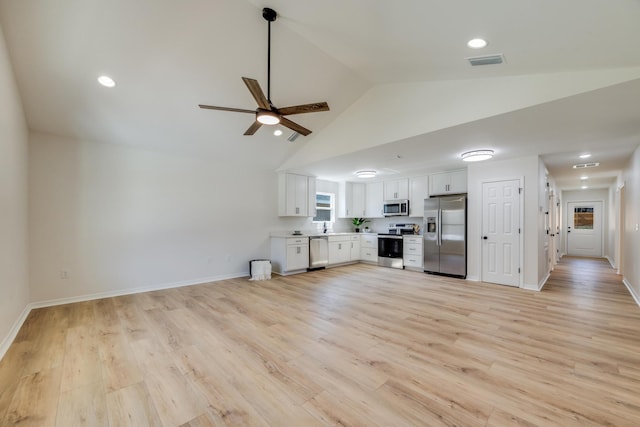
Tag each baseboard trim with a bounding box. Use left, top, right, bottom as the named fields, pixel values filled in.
left=1, top=271, right=248, bottom=361
left=0, top=304, right=32, bottom=362
left=465, top=275, right=480, bottom=282
left=622, top=277, right=640, bottom=308
left=30, top=271, right=249, bottom=309
left=521, top=273, right=549, bottom=292
left=605, top=256, right=615, bottom=269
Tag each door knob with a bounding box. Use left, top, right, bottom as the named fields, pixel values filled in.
left=483, top=236, right=488, bottom=240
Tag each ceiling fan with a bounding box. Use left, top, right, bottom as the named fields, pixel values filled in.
left=199, top=7, right=329, bottom=137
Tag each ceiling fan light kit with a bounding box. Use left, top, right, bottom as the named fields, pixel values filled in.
left=198, top=7, right=329, bottom=137
left=461, top=149, right=494, bottom=162
left=257, top=110, right=280, bottom=125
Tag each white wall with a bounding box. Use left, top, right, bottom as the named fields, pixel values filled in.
left=0, top=23, right=29, bottom=354
left=467, top=155, right=541, bottom=288
left=27, top=132, right=316, bottom=303
left=621, top=145, right=640, bottom=302
left=560, top=188, right=610, bottom=259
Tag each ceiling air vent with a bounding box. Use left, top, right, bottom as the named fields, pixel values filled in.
left=467, top=54, right=505, bottom=66
left=572, top=162, right=600, bottom=169
left=287, top=132, right=300, bottom=142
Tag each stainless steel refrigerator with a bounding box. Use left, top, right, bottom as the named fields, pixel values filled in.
left=423, top=195, right=467, bottom=278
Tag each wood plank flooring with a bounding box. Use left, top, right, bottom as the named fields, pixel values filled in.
left=1, top=257, right=640, bottom=426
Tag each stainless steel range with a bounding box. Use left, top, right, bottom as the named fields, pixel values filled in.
left=378, top=223, right=417, bottom=269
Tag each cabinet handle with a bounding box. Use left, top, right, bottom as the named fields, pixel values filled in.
left=339, top=243, right=342, bottom=250
left=296, top=207, right=300, bottom=214
left=346, top=208, right=349, bottom=216
left=297, top=246, right=301, bottom=254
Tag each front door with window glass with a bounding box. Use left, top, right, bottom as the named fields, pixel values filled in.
left=567, top=201, right=602, bottom=257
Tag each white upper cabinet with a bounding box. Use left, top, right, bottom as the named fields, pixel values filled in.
left=365, top=181, right=384, bottom=218
left=429, top=170, right=467, bottom=196
left=278, top=173, right=315, bottom=216
left=338, top=182, right=366, bottom=218
left=384, top=178, right=409, bottom=200
left=409, top=175, right=429, bottom=217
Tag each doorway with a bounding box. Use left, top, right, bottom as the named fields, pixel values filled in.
left=567, top=201, right=603, bottom=257
left=481, top=179, right=521, bottom=287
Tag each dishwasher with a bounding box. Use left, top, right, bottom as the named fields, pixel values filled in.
left=308, top=236, right=329, bottom=270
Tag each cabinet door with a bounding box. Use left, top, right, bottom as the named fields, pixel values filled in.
left=350, top=239, right=361, bottom=261
left=448, top=170, right=467, bottom=194
left=409, top=175, right=429, bottom=217
left=384, top=179, right=409, bottom=200
left=280, top=173, right=309, bottom=216
left=286, top=244, right=309, bottom=270
left=351, top=183, right=366, bottom=218
left=365, top=182, right=384, bottom=218
left=429, top=172, right=449, bottom=196
left=307, top=176, right=317, bottom=218
left=328, top=241, right=350, bottom=265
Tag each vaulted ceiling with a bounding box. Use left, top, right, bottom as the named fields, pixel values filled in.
left=2, top=0, right=640, bottom=190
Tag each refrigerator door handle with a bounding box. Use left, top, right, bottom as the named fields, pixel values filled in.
left=437, top=209, right=442, bottom=246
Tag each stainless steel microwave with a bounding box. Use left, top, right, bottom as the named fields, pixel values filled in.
left=383, top=199, right=409, bottom=216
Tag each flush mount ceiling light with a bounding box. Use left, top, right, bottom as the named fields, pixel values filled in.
left=97, top=75, right=116, bottom=87
left=467, top=38, right=488, bottom=49
left=355, top=170, right=377, bottom=179
left=580, top=176, right=589, bottom=180
left=256, top=110, right=280, bottom=125
left=273, top=129, right=283, bottom=136
left=579, top=153, right=592, bottom=159
left=461, top=149, right=494, bottom=162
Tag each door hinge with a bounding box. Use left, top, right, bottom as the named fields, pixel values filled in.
left=519, top=187, right=523, bottom=194
left=518, top=228, right=521, bottom=234
left=518, top=267, right=521, bottom=273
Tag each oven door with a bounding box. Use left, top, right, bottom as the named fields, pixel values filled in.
left=378, top=235, right=404, bottom=269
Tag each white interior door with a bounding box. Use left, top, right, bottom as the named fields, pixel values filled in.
left=567, top=201, right=602, bottom=257
left=482, top=180, right=520, bottom=287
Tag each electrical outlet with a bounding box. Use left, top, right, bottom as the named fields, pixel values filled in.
left=60, top=270, right=68, bottom=279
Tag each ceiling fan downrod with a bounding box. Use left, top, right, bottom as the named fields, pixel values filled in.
left=262, top=8, right=277, bottom=104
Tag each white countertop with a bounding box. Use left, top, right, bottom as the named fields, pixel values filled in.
left=270, top=231, right=379, bottom=238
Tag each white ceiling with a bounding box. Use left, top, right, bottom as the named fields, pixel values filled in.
left=1, top=0, right=640, bottom=190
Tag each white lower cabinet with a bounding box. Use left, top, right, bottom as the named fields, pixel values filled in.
left=350, top=235, right=360, bottom=260
left=403, top=236, right=423, bottom=270
left=328, top=235, right=360, bottom=265
left=270, top=237, right=309, bottom=275
left=360, top=234, right=378, bottom=263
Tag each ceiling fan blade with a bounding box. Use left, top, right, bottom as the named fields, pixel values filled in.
left=280, top=117, right=311, bottom=136
left=278, top=102, right=330, bottom=116
left=244, top=121, right=263, bottom=135
left=199, top=105, right=256, bottom=114
left=242, top=77, right=270, bottom=110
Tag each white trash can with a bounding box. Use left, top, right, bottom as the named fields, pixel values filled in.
left=249, top=259, right=271, bottom=281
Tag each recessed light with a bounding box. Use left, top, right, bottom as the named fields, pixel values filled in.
left=273, top=129, right=283, bottom=136
left=579, top=153, right=591, bottom=159
left=467, top=38, right=488, bottom=49
left=355, top=170, right=377, bottom=179
left=461, top=149, right=494, bottom=162
left=581, top=185, right=588, bottom=189
left=580, top=176, right=588, bottom=180
left=97, top=75, right=116, bottom=88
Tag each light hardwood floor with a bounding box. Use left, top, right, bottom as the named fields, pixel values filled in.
left=1, top=257, right=640, bottom=426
